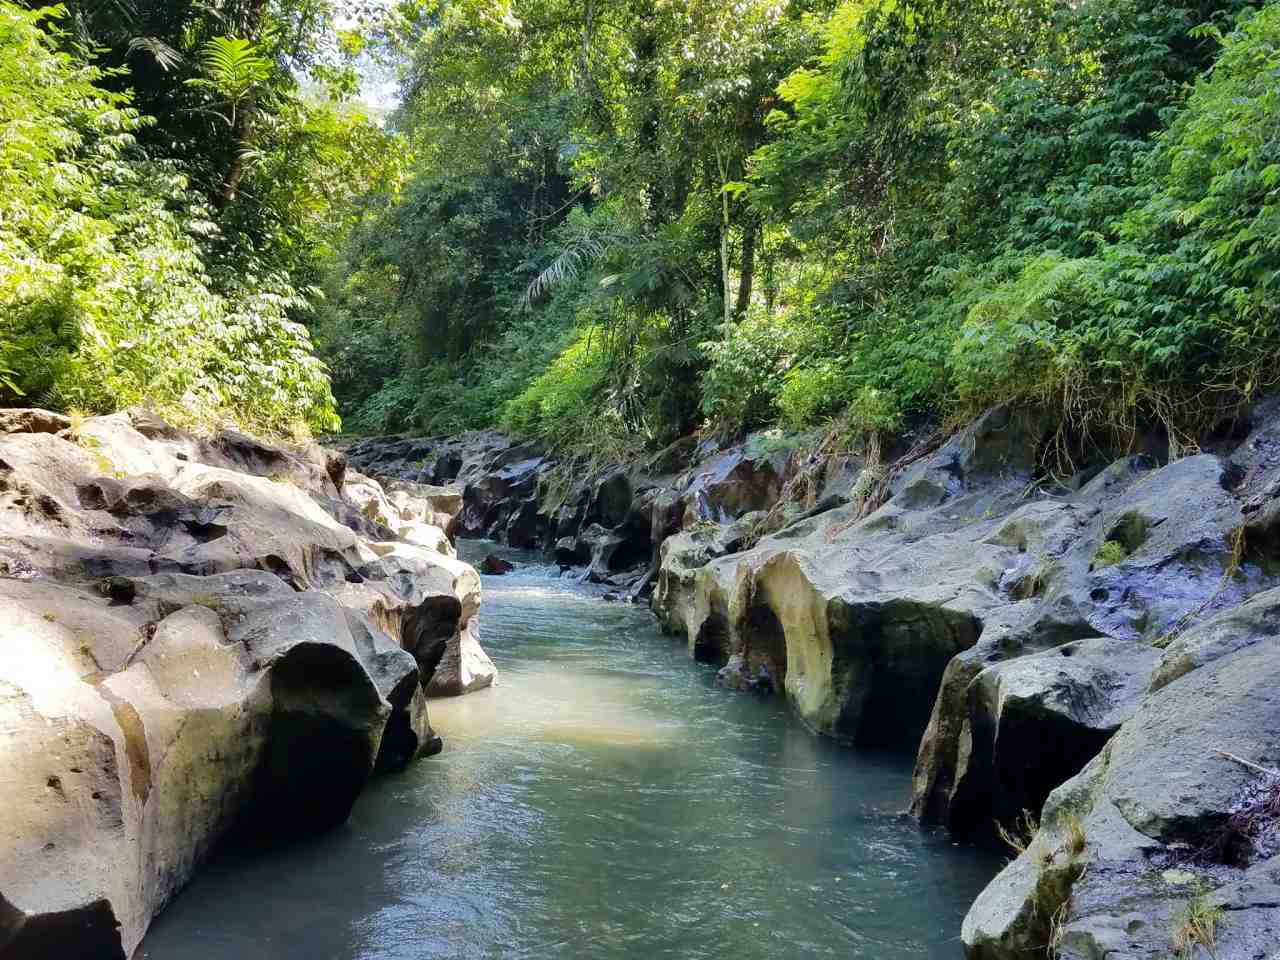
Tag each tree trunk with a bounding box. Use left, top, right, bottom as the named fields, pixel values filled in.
left=218, top=95, right=255, bottom=210
left=763, top=235, right=776, bottom=315
left=720, top=224, right=731, bottom=339
left=717, top=148, right=732, bottom=339
left=734, top=224, right=755, bottom=320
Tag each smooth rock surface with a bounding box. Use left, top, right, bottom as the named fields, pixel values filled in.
left=0, top=409, right=490, bottom=959
left=963, top=589, right=1280, bottom=959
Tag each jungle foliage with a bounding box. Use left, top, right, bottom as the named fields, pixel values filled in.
left=4, top=0, right=1279, bottom=450
left=317, top=0, right=1280, bottom=456
left=0, top=0, right=397, bottom=434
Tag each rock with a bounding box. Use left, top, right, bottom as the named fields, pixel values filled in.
left=0, top=410, right=496, bottom=958
left=577, top=523, right=627, bottom=582
left=337, top=428, right=829, bottom=575
left=654, top=410, right=1053, bottom=745
left=228, top=591, right=391, bottom=842
left=344, top=470, right=403, bottom=532
left=680, top=443, right=791, bottom=524
left=460, top=454, right=544, bottom=538
left=0, top=408, right=70, bottom=435
left=344, top=542, right=493, bottom=698
left=424, top=617, right=496, bottom=697
left=962, top=593, right=1280, bottom=959
left=910, top=447, right=1272, bottom=832
left=400, top=519, right=455, bottom=556
left=960, top=638, right=1161, bottom=825
left=383, top=480, right=463, bottom=535
left=342, top=609, right=441, bottom=772
left=335, top=435, right=440, bottom=483
left=592, top=469, right=634, bottom=527
left=652, top=513, right=766, bottom=640
left=0, top=574, right=397, bottom=958
left=313, top=493, right=397, bottom=542
left=1150, top=586, right=1280, bottom=692
left=480, top=554, right=515, bottom=575
left=190, top=426, right=345, bottom=499
left=714, top=654, right=778, bottom=694
left=554, top=535, right=590, bottom=568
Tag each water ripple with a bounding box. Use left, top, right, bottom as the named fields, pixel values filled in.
left=138, top=540, right=998, bottom=960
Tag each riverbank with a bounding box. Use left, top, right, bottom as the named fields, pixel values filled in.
left=0, top=409, right=495, bottom=958
left=342, top=402, right=1280, bottom=958
left=139, top=541, right=1000, bottom=959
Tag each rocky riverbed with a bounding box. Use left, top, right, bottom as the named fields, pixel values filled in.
left=0, top=409, right=495, bottom=958
left=4, top=401, right=1279, bottom=958
left=342, top=402, right=1280, bottom=958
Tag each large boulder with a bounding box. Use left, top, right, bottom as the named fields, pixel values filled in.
left=0, top=410, right=490, bottom=958
left=341, top=471, right=462, bottom=550
left=913, top=440, right=1276, bottom=833
left=0, top=572, right=414, bottom=959
left=959, top=637, right=1161, bottom=825
left=383, top=479, right=463, bottom=536
left=963, top=592, right=1280, bottom=959
left=679, top=442, right=793, bottom=524
left=658, top=409, right=1047, bottom=745
left=333, top=541, right=493, bottom=697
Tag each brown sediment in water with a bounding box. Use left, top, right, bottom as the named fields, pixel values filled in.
left=428, top=664, right=683, bottom=750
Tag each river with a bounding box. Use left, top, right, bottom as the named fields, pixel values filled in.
left=138, top=541, right=998, bottom=959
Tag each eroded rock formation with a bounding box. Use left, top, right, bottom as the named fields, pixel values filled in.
left=0, top=409, right=492, bottom=959
left=346, top=397, right=1280, bottom=957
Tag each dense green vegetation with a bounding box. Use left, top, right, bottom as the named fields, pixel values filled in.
left=0, top=0, right=395, bottom=434
left=317, top=0, right=1280, bottom=456
left=3, top=0, right=1279, bottom=451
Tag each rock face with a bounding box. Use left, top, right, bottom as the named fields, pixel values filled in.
left=0, top=409, right=492, bottom=958
left=963, top=590, right=1280, bottom=959
left=642, top=409, right=1276, bottom=830
left=340, top=430, right=861, bottom=594
left=341, top=399, right=1280, bottom=956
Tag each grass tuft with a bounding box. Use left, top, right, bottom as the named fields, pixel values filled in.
left=1173, top=893, right=1223, bottom=959
left=996, top=809, right=1040, bottom=857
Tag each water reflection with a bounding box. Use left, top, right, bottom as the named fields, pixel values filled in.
left=138, top=541, right=997, bottom=960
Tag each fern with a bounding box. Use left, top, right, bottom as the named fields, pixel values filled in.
left=126, top=35, right=182, bottom=72
left=186, top=36, right=272, bottom=126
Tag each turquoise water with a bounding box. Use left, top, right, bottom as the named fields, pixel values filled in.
left=138, top=542, right=997, bottom=959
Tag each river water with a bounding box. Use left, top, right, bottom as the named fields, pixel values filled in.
left=139, top=542, right=998, bottom=960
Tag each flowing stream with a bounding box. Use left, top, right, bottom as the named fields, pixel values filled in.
left=139, top=542, right=998, bottom=959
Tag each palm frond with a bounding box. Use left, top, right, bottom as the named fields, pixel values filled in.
left=197, top=36, right=272, bottom=101
left=127, top=35, right=184, bottom=72
left=519, top=224, right=631, bottom=311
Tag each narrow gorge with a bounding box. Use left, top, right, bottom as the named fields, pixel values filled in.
left=4, top=1, right=1280, bottom=954
left=339, top=400, right=1280, bottom=958
left=4, top=397, right=1280, bottom=957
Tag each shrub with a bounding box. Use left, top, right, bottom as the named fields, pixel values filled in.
left=779, top=359, right=855, bottom=429
left=501, top=327, right=611, bottom=444
left=700, top=313, right=794, bottom=432
left=948, top=255, right=1102, bottom=416
left=0, top=3, right=338, bottom=436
